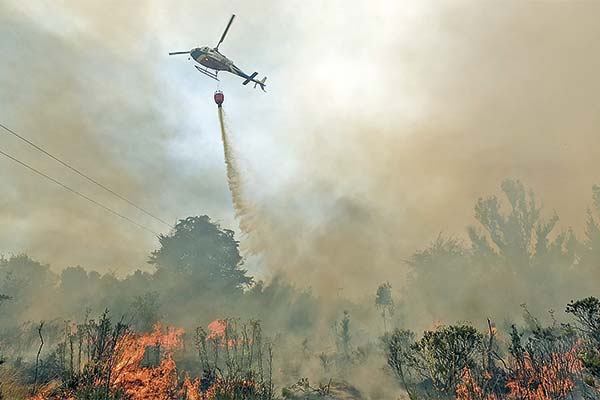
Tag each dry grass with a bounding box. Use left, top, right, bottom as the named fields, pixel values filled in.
left=0, top=365, right=29, bottom=400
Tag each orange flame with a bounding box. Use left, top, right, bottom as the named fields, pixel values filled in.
left=207, top=319, right=227, bottom=341
left=111, top=324, right=184, bottom=400
left=206, top=319, right=238, bottom=348
left=457, top=344, right=584, bottom=400
left=29, top=320, right=268, bottom=400
left=456, top=368, right=498, bottom=400
left=505, top=347, right=582, bottom=400
left=30, top=324, right=185, bottom=400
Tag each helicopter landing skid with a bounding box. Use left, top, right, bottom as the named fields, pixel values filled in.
left=195, top=65, right=219, bottom=81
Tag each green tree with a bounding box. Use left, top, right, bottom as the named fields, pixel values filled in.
left=131, top=291, right=161, bottom=332
left=149, top=216, right=252, bottom=293
left=375, top=282, right=394, bottom=333
left=386, top=329, right=418, bottom=400
left=414, top=325, right=483, bottom=397
left=0, top=254, right=57, bottom=320
left=566, top=297, right=600, bottom=345
left=566, top=297, right=600, bottom=382
left=386, top=325, right=483, bottom=399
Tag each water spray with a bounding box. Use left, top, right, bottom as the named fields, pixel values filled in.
left=215, top=91, right=253, bottom=234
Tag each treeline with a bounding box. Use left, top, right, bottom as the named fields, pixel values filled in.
left=0, top=216, right=319, bottom=355
left=403, top=179, right=600, bottom=325
left=3, top=179, right=600, bottom=334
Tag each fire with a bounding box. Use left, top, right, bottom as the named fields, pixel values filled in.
left=505, top=346, right=583, bottom=400
left=207, top=319, right=227, bottom=341
left=28, top=383, right=71, bottom=400
left=456, top=368, right=498, bottom=400
left=456, top=345, right=584, bottom=400
left=30, top=324, right=184, bottom=400
left=206, top=318, right=238, bottom=348
left=29, top=320, right=267, bottom=400
left=111, top=324, right=183, bottom=400
left=183, top=375, right=262, bottom=400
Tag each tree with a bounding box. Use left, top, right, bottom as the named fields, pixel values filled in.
left=406, top=235, right=471, bottom=321
left=0, top=254, right=57, bottom=319
left=386, top=325, right=483, bottom=399
left=566, top=297, right=600, bottom=345
left=566, top=297, right=600, bottom=383
left=131, top=292, right=161, bottom=332
left=375, top=282, right=394, bottom=333
left=506, top=318, right=582, bottom=400
left=468, top=179, right=575, bottom=272
left=414, top=325, right=483, bottom=397
left=336, top=311, right=351, bottom=363
left=576, top=185, right=600, bottom=292
left=407, top=180, right=579, bottom=323
left=148, top=216, right=252, bottom=293
left=386, top=329, right=419, bottom=400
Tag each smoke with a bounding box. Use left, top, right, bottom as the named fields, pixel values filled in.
left=221, top=1, right=600, bottom=303
left=2, top=0, right=600, bottom=309
left=0, top=1, right=233, bottom=273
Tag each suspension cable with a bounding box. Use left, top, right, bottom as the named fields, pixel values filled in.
left=0, top=122, right=171, bottom=227
left=0, top=147, right=160, bottom=235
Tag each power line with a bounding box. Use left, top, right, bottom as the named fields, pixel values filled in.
left=0, top=147, right=160, bottom=235
left=0, top=122, right=171, bottom=227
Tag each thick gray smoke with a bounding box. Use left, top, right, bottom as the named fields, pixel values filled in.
left=2, top=1, right=600, bottom=305
left=0, top=2, right=233, bottom=272
left=227, top=1, right=600, bottom=301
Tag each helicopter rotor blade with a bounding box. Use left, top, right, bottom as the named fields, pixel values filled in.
left=169, top=51, right=190, bottom=55
left=216, top=14, right=235, bottom=50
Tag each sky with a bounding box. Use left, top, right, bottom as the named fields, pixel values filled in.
left=1, top=1, right=600, bottom=294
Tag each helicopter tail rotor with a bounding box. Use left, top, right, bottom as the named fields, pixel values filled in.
left=254, top=77, right=267, bottom=92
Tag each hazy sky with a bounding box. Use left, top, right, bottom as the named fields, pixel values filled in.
left=1, top=1, right=600, bottom=293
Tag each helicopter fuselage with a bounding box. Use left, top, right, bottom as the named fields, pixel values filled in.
left=191, top=47, right=239, bottom=73
left=186, top=46, right=264, bottom=89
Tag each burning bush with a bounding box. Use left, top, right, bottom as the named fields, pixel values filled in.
left=183, top=318, right=275, bottom=400
left=386, top=302, right=600, bottom=400
left=25, top=314, right=276, bottom=400
left=28, top=314, right=184, bottom=400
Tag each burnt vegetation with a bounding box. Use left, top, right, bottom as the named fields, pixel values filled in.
left=1, top=180, right=600, bottom=399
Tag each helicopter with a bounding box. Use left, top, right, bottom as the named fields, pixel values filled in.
left=169, top=15, right=267, bottom=92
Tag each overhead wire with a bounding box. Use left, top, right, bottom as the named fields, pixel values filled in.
left=0, top=147, right=160, bottom=235
left=0, top=122, right=171, bottom=228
